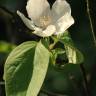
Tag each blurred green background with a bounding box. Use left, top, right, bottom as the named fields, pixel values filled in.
left=0, top=0, right=96, bottom=96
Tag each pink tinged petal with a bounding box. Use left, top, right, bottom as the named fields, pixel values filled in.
left=54, top=13, right=74, bottom=35
left=33, top=25, right=56, bottom=37
left=17, top=11, right=35, bottom=30
left=26, top=0, right=51, bottom=26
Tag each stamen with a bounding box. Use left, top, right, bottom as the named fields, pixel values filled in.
left=39, top=16, right=51, bottom=28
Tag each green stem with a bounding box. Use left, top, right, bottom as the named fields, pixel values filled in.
left=86, top=0, right=96, bottom=47
left=49, top=37, right=59, bottom=50
left=49, top=41, right=57, bottom=50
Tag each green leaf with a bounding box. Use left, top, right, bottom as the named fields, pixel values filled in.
left=64, top=44, right=84, bottom=64
left=4, top=41, right=49, bottom=96
left=26, top=41, right=49, bottom=96
left=59, top=32, right=84, bottom=64
left=51, top=48, right=66, bottom=65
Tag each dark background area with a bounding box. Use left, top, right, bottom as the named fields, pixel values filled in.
left=0, top=0, right=96, bottom=96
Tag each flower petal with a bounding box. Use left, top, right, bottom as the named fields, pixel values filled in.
left=54, top=13, right=74, bottom=35
left=52, top=0, right=71, bottom=22
left=33, top=25, right=56, bottom=37
left=17, top=11, right=35, bottom=30
left=26, top=0, right=51, bottom=26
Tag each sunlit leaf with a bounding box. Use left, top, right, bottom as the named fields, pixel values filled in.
left=59, top=32, right=84, bottom=64
left=4, top=41, right=49, bottom=96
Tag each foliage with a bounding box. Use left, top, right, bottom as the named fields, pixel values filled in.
left=0, top=0, right=96, bottom=96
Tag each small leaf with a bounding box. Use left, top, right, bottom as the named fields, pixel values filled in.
left=4, top=41, right=49, bottom=96
left=50, top=48, right=68, bottom=68
left=64, top=44, right=84, bottom=64
left=59, top=32, right=84, bottom=64
left=51, top=48, right=66, bottom=64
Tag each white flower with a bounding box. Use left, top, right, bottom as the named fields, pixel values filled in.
left=17, top=0, right=74, bottom=37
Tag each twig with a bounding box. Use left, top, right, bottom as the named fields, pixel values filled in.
left=80, top=64, right=90, bottom=96
left=69, top=75, right=82, bottom=96
left=40, top=89, right=67, bottom=96
left=86, top=0, right=96, bottom=47
left=0, top=81, right=5, bottom=85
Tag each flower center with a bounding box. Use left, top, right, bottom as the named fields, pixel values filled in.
left=39, top=16, right=51, bottom=28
